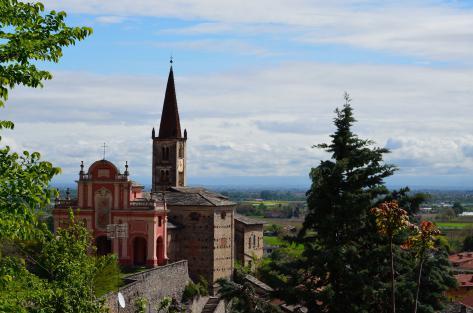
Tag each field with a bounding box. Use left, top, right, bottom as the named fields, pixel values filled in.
left=436, top=222, right=473, bottom=229
left=260, top=217, right=304, bottom=228
left=242, top=200, right=305, bottom=207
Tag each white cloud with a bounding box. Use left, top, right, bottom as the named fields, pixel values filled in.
left=95, top=15, right=127, bottom=24
left=41, top=0, right=473, bottom=62
left=149, top=39, right=274, bottom=56
left=2, top=61, right=473, bottom=186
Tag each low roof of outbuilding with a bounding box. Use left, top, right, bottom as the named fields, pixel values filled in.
left=235, top=213, right=266, bottom=225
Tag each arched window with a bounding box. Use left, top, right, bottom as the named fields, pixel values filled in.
left=248, top=237, right=251, bottom=249
left=160, top=170, right=165, bottom=181
left=253, top=234, right=256, bottom=248
left=162, top=147, right=170, bottom=161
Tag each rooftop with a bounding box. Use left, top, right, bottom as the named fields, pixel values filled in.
left=449, top=252, right=473, bottom=269
left=159, top=187, right=236, bottom=207
left=455, top=274, right=473, bottom=287
left=235, top=213, right=266, bottom=225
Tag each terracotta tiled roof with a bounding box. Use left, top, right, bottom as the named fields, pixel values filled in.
left=158, top=66, right=182, bottom=139
left=449, top=252, right=473, bottom=269
left=162, top=187, right=236, bottom=207
left=460, top=294, right=473, bottom=308
left=455, top=274, right=473, bottom=287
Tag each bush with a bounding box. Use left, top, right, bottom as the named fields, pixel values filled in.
left=93, top=255, right=121, bottom=297
left=182, top=276, right=209, bottom=303
left=134, top=297, right=148, bottom=313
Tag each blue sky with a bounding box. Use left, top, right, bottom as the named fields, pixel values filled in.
left=3, top=0, right=473, bottom=189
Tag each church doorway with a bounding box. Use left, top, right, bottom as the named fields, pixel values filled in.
left=156, top=236, right=164, bottom=265
left=133, top=237, right=147, bottom=266
left=96, top=236, right=112, bottom=256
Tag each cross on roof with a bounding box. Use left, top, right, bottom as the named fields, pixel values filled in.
left=102, top=142, right=107, bottom=160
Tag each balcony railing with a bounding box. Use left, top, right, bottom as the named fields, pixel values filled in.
left=55, top=199, right=78, bottom=209
left=79, top=174, right=128, bottom=181
left=130, top=199, right=164, bottom=210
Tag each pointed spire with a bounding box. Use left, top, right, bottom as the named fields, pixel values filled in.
left=158, top=63, right=182, bottom=139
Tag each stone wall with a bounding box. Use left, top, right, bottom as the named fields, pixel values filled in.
left=185, top=296, right=209, bottom=313
left=214, top=299, right=226, bottom=313
left=443, top=302, right=473, bottom=313
left=105, top=260, right=190, bottom=313
left=168, top=205, right=235, bottom=288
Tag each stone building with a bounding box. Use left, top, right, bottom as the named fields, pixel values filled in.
left=53, top=159, right=167, bottom=267
left=234, top=214, right=264, bottom=269
left=151, top=65, right=187, bottom=191
left=151, top=64, right=236, bottom=288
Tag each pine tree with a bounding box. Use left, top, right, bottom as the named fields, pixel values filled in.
left=285, top=94, right=456, bottom=313
left=297, top=93, right=395, bottom=312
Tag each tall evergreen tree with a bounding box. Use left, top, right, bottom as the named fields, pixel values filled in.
left=297, top=93, right=395, bottom=312
left=278, top=94, right=456, bottom=313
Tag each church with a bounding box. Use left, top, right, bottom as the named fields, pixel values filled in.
left=53, top=62, right=263, bottom=289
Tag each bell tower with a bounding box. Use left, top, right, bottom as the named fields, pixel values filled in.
left=152, top=62, right=187, bottom=192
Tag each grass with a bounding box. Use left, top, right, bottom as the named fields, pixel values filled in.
left=263, top=236, right=304, bottom=253
left=435, top=222, right=473, bottom=229
left=264, top=236, right=285, bottom=246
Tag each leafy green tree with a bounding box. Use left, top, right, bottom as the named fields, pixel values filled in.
left=93, top=254, right=121, bottom=297
left=0, top=0, right=96, bottom=311
left=452, top=202, right=464, bottom=216
left=463, top=235, right=473, bottom=251
left=0, top=149, right=60, bottom=241
left=0, top=0, right=92, bottom=110
left=440, top=207, right=456, bottom=221
left=408, top=221, right=441, bottom=313
left=371, top=200, right=411, bottom=313
left=0, top=0, right=92, bottom=239
left=1, top=211, right=109, bottom=312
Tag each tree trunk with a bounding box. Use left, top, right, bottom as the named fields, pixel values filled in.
left=390, top=237, right=396, bottom=313
left=413, top=255, right=425, bottom=313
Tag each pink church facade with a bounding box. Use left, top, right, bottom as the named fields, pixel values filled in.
left=53, top=159, right=167, bottom=267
